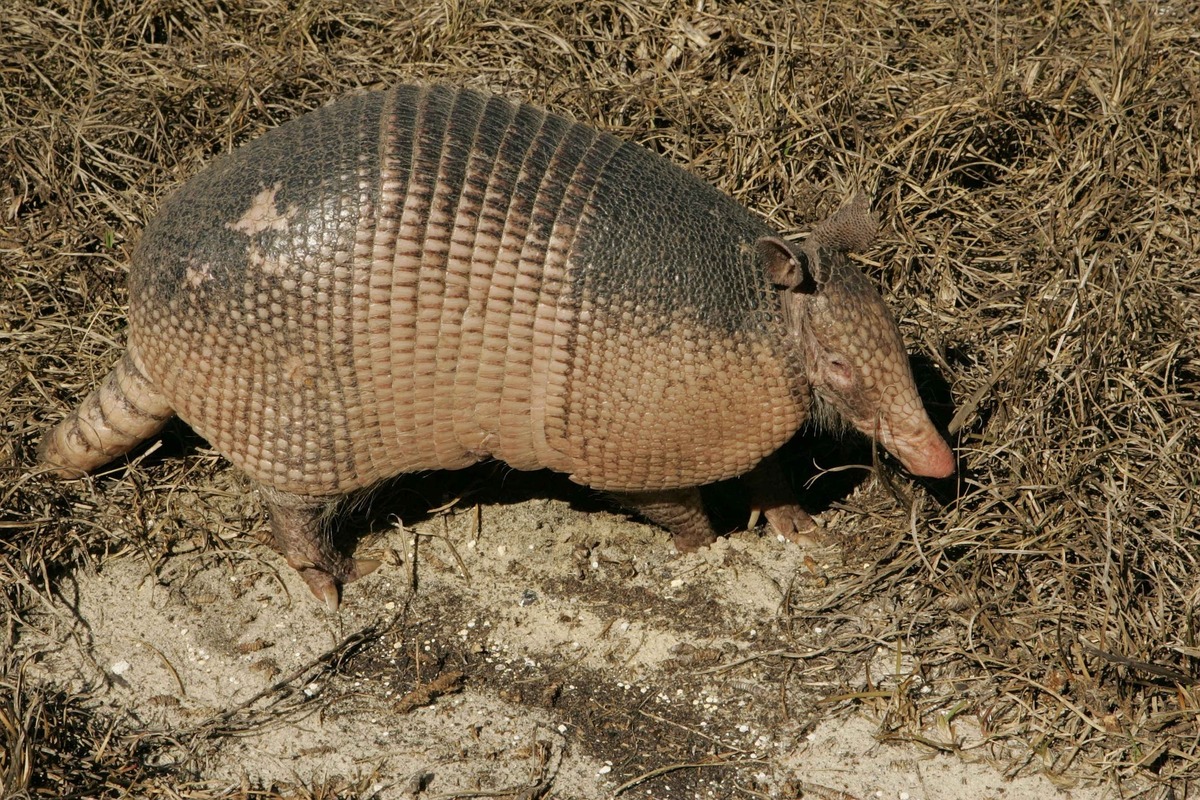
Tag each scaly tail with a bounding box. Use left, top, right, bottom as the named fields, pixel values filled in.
left=38, top=348, right=174, bottom=478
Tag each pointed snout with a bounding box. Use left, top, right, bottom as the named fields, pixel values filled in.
left=898, top=436, right=956, bottom=478
left=889, top=426, right=956, bottom=478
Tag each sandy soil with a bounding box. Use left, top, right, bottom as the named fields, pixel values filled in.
left=16, top=474, right=1110, bottom=798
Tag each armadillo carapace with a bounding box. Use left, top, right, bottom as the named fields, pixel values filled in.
left=39, top=84, right=954, bottom=609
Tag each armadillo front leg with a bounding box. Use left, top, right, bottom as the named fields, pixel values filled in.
left=258, top=486, right=380, bottom=611
left=611, top=488, right=717, bottom=552
left=743, top=454, right=821, bottom=546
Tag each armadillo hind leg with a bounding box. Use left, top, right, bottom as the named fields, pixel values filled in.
left=37, top=349, right=174, bottom=478
left=742, top=455, right=821, bottom=547
left=258, top=486, right=381, bottom=612
left=611, top=488, right=717, bottom=552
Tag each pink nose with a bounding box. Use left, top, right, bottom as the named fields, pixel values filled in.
left=902, top=437, right=955, bottom=478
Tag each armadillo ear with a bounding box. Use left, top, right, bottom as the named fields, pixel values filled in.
left=758, top=237, right=817, bottom=293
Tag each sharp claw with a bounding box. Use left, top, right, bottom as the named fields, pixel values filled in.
left=319, top=584, right=340, bottom=613
left=299, top=569, right=342, bottom=612
left=747, top=508, right=761, bottom=530
left=288, top=555, right=378, bottom=611
left=350, top=558, right=382, bottom=581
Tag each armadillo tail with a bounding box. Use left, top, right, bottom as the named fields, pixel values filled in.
left=37, top=349, right=174, bottom=478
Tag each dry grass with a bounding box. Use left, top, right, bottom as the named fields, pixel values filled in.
left=2, top=0, right=1199, bottom=797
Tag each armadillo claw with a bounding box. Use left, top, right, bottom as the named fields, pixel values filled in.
left=293, top=557, right=381, bottom=611
left=743, top=456, right=824, bottom=547
left=763, top=504, right=823, bottom=547
left=297, top=568, right=343, bottom=612
left=261, top=488, right=385, bottom=610
left=348, top=558, right=382, bottom=581
left=284, top=555, right=319, bottom=572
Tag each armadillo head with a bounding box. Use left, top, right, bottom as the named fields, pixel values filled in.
left=760, top=196, right=955, bottom=479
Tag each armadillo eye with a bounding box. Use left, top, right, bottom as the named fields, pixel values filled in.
left=827, top=356, right=854, bottom=387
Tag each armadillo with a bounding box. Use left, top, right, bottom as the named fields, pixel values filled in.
left=38, top=84, right=955, bottom=609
